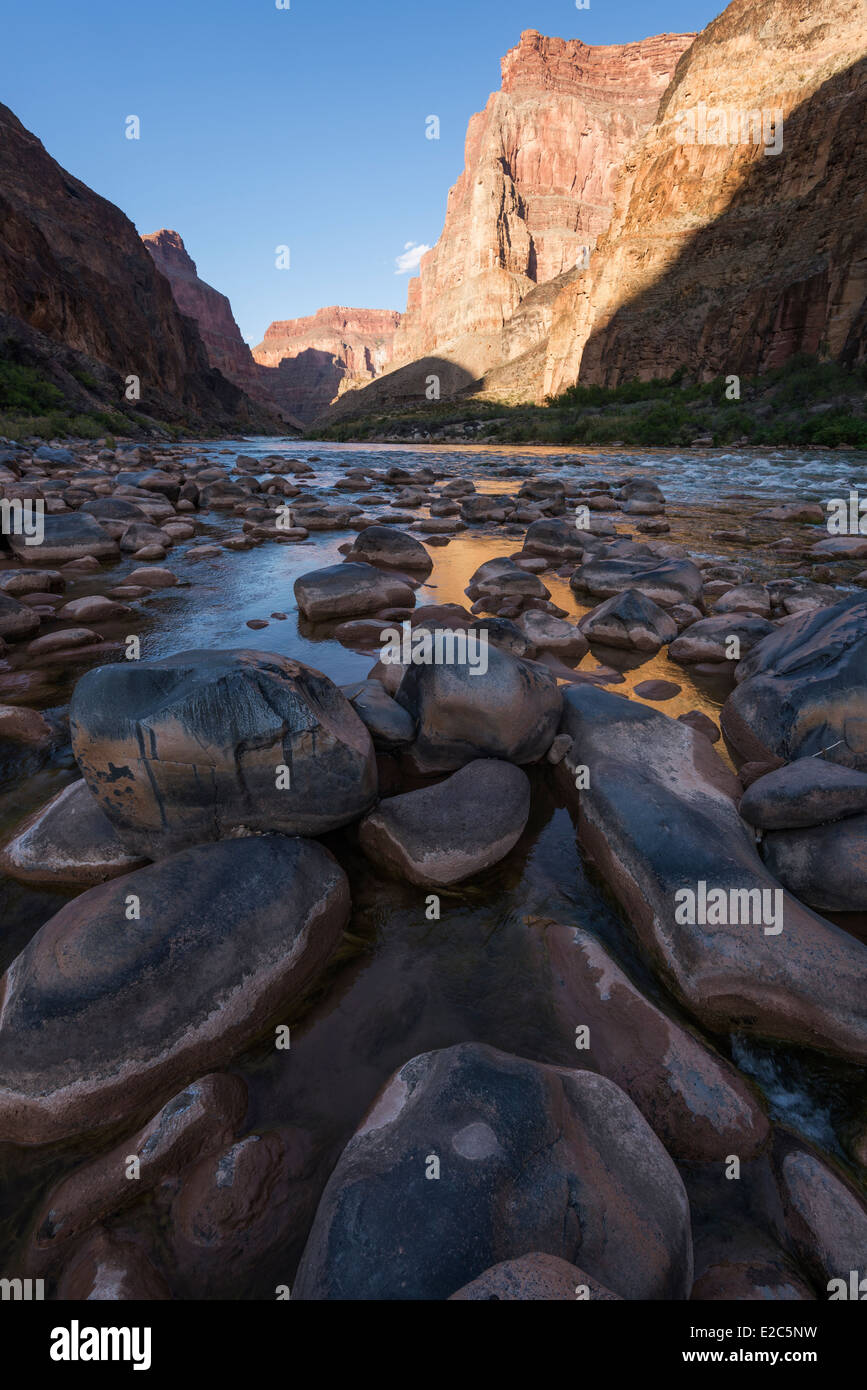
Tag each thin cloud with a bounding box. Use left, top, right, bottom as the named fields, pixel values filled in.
left=395, top=240, right=431, bottom=274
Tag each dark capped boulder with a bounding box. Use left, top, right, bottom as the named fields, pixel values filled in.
left=341, top=679, right=416, bottom=751
left=555, top=684, right=867, bottom=1063
left=358, top=759, right=531, bottom=886
left=344, top=526, right=432, bottom=576
left=70, top=649, right=377, bottom=857
left=668, top=613, right=774, bottom=665
left=0, top=834, right=349, bottom=1144
left=6, top=513, right=119, bottom=565
left=521, top=518, right=584, bottom=561
left=396, top=642, right=562, bottom=773
left=292, top=1043, right=692, bottom=1301
left=578, top=590, right=677, bottom=653
left=762, top=815, right=867, bottom=912
left=0, top=591, right=41, bottom=640
left=721, top=595, right=867, bottom=770
left=773, top=1134, right=867, bottom=1289
left=739, top=759, right=867, bottom=831
left=294, top=563, right=416, bottom=622
left=571, top=554, right=704, bottom=609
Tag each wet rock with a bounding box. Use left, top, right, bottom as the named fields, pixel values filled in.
left=396, top=643, right=561, bottom=773
left=70, top=649, right=377, bottom=856
left=168, top=1128, right=319, bottom=1298
left=56, top=1230, right=171, bottom=1300
left=714, top=583, right=772, bottom=618
left=517, top=610, right=589, bottom=664
left=291, top=502, right=363, bottom=530
left=26, top=627, right=101, bottom=656
left=762, top=815, right=867, bottom=911
left=0, top=834, right=349, bottom=1144
left=0, top=570, right=64, bottom=596
left=521, top=518, right=584, bottom=561
left=294, top=563, right=416, bottom=621
left=677, top=711, right=721, bottom=743
left=56, top=595, right=132, bottom=623
left=0, top=591, right=41, bottom=639
left=33, top=1074, right=247, bottom=1249
left=556, top=684, right=867, bottom=1062
left=578, top=590, right=677, bottom=653
left=342, top=679, right=416, bottom=750
left=0, top=779, right=148, bottom=887
left=668, top=613, right=774, bottom=665
left=633, top=679, right=681, bottom=700
left=774, top=1135, right=867, bottom=1289
left=344, top=526, right=432, bottom=575
left=0, top=703, right=53, bottom=745
left=537, top=922, right=769, bottom=1162
left=740, top=759, right=867, bottom=831
left=572, top=554, right=704, bottom=609
left=721, top=594, right=867, bottom=771
left=293, top=1043, right=692, bottom=1301
left=474, top=616, right=531, bottom=658
left=126, top=566, right=177, bottom=588
left=810, top=536, right=867, bottom=559
left=449, top=1254, right=620, bottom=1301
left=359, top=759, right=531, bottom=886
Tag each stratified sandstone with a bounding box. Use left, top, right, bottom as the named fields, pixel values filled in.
left=543, top=0, right=867, bottom=393
left=253, top=307, right=402, bottom=423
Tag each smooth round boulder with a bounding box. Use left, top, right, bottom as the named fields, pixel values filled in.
left=740, top=759, right=867, bottom=831
left=358, top=760, right=531, bottom=886
left=668, top=613, right=774, bottom=665
left=294, top=563, right=416, bottom=622
left=572, top=555, right=704, bottom=609
left=344, top=526, right=432, bottom=576
left=0, top=592, right=41, bottom=640
left=516, top=610, right=589, bottom=665
left=578, top=589, right=677, bottom=653
left=70, top=649, right=377, bottom=857
left=56, top=595, right=132, bottom=623
left=292, top=1044, right=692, bottom=1301
left=0, top=779, right=148, bottom=886
left=762, top=815, right=867, bottom=911
left=7, top=513, right=119, bottom=565
left=396, top=642, right=562, bottom=773
left=0, top=834, right=350, bottom=1144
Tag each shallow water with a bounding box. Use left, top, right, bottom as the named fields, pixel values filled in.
left=1, top=438, right=865, bottom=1292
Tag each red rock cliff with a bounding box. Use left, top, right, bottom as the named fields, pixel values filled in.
left=543, top=0, right=867, bottom=393
left=252, top=306, right=402, bottom=423
left=390, top=28, right=694, bottom=378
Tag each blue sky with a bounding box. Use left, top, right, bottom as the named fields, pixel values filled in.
left=2, top=0, right=722, bottom=344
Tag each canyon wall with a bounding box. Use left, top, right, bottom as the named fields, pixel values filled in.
left=252, top=307, right=402, bottom=424
left=0, top=104, right=270, bottom=429
left=389, top=28, right=694, bottom=377
left=543, top=0, right=867, bottom=393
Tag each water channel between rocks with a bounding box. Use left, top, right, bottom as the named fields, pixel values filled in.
left=2, top=439, right=866, bottom=1292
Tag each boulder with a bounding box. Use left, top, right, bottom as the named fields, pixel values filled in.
left=668, top=613, right=774, bottom=665
left=342, top=679, right=416, bottom=750
left=571, top=555, right=704, bottom=609
left=721, top=595, right=867, bottom=770
left=578, top=590, right=677, bottom=653
left=714, top=584, right=772, bottom=617
left=536, top=922, right=769, bottom=1162
left=0, top=779, right=148, bottom=886
left=358, top=760, right=531, bottom=886
left=555, top=684, right=867, bottom=1063
left=740, top=759, right=867, bottom=830
left=56, top=1231, right=171, bottom=1301
left=0, top=834, right=349, bottom=1144
left=516, top=610, right=589, bottom=664
left=56, top=596, right=132, bottom=623
left=293, top=1043, right=692, bottom=1301
left=521, top=518, right=584, bottom=561
left=0, top=704, right=54, bottom=745
left=9, top=513, right=120, bottom=565
left=449, top=1254, right=620, bottom=1301
left=396, top=643, right=562, bottom=773
left=762, top=815, right=867, bottom=911
left=774, top=1136, right=867, bottom=1289
left=0, top=592, right=41, bottom=640
left=344, top=526, right=432, bottom=576
left=295, top=563, right=416, bottom=622
left=70, top=649, right=377, bottom=857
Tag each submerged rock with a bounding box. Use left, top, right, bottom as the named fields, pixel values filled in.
left=0, top=834, right=349, bottom=1144
left=294, top=562, right=416, bottom=621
